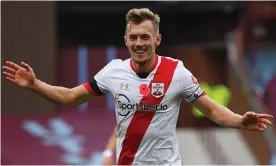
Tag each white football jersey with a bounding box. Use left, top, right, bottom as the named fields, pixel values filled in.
left=83, top=55, right=205, bottom=165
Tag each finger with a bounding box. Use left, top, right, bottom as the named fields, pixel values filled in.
left=257, top=114, right=274, bottom=119
left=259, top=123, right=267, bottom=130
left=5, top=77, right=17, bottom=84
left=246, top=112, right=256, bottom=117
left=6, top=61, right=21, bottom=70
left=2, top=66, right=16, bottom=74
left=254, top=123, right=266, bottom=132
left=3, top=72, right=15, bottom=79
left=258, top=128, right=265, bottom=132
left=20, top=62, right=31, bottom=71
left=260, top=118, right=272, bottom=125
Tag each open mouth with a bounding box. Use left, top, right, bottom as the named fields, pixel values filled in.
left=135, top=50, right=145, bottom=54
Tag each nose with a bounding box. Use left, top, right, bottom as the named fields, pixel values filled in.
left=135, top=37, right=144, bottom=47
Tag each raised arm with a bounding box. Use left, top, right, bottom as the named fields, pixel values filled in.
left=2, top=61, right=92, bottom=106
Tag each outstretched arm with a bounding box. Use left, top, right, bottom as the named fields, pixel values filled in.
left=32, top=80, right=92, bottom=106
left=2, top=61, right=93, bottom=106
left=193, top=95, right=273, bottom=131
left=176, top=61, right=273, bottom=131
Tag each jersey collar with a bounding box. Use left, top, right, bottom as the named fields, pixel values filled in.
left=130, top=54, right=158, bottom=74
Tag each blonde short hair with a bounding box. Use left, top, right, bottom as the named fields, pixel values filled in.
left=126, top=8, right=160, bottom=34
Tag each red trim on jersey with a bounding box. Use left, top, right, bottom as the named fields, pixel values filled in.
left=83, top=82, right=97, bottom=95
left=130, top=54, right=158, bottom=73
left=201, top=91, right=207, bottom=96
left=118, top=57, right=178, bottom=165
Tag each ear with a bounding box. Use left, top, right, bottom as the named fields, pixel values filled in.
left=124, top=24, right=130, bottom=47
left=155, top=34, right=162, bottom=47
left=124, top=35, right=128, bottom=47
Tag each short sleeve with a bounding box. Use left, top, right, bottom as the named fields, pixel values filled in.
left=93, top=64, right=111, bottom=93
left=177, top=62, right=205, bottom=103
left=83, top=60, right=116, bottom=95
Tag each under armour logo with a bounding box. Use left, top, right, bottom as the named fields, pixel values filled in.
left=120, top=83, right=129, bottom=90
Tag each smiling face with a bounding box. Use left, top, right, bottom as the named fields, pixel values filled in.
left=124, top=8, right=161, bottom=67
left=125, top=20, right=161, bottom=65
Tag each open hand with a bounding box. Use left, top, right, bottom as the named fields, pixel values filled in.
left=2, top=61, right=36, bottom=89
left=241, top=112, right=274, bottom=132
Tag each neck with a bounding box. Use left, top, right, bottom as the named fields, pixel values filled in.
left=132, top=54, right=156, bottom=73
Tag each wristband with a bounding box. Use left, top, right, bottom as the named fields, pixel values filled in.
left=102, top=149, right=113, bottom=158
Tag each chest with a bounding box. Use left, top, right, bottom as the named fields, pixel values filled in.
left=109, top=74, right=180, bottom=105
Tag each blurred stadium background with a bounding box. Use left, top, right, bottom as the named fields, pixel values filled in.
left=1, top=1, right=276, bottom=165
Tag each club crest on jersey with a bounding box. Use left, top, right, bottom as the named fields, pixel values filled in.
left=151, top=83, right=164, bottom=98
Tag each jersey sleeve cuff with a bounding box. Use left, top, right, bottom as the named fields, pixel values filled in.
left=83, top=79, right=104, bottom=96
left=83, top=82, right=97, bottom=95
left=183, top=86, right=206, bottom=103
left=189, top=91, right=207, bottom=103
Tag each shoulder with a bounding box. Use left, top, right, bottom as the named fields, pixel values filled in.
left=159, top=56, right=187, bottom=72
left=123, top=57, right=131, bottom=64
left=159, top=56, right=184, bottom=67
left=94, top=59, right=125, bottom=78
left=105, top=59, right=124, bottom=68
left=160, top=57, right=192, bottom=80
left=101, top=59, right=125, bottom=72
